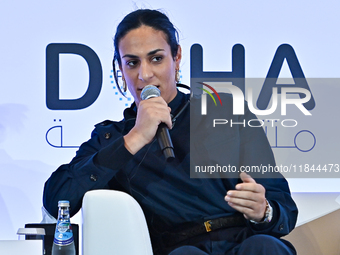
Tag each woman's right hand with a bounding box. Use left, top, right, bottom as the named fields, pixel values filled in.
left=123, top=97, right=172, bottom=155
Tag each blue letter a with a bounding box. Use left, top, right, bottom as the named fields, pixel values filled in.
left=257, top=44, right=315, bottom=110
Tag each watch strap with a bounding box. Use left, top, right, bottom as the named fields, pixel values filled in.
left=250, top=199, right=273, bottom=224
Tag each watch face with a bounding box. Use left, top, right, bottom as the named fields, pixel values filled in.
left=265, top=200, right=273, bottom=223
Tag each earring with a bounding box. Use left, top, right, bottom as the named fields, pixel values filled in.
left=175, top=69, right=180, bottom=84
left=122, top=78, right=127, bottom=92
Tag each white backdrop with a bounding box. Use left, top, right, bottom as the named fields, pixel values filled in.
left=0, top=0, right=339, bottom=240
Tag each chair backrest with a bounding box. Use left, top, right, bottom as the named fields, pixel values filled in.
left=82, top=190, right=153, bottom=255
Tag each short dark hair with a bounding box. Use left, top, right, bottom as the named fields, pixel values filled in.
left=112, top=9, right=179, bottom=95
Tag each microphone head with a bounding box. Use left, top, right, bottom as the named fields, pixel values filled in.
left=141, top=85, right=161, bottom=100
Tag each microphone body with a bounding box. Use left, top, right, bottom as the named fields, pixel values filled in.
left=141, top=85, right=175, bottom=162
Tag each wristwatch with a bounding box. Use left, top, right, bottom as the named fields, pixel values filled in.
left=250, top=199, right=273, bottom=224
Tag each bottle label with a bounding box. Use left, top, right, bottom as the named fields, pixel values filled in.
left=53, top=222, right=74, bottom=246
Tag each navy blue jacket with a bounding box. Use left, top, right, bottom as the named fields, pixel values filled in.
left=43, top=90, right=297, bottom=249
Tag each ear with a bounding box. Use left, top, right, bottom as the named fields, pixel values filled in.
left=175, top=45, right=182, bottom=69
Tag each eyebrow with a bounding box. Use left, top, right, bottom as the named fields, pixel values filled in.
left=122, top=49, right=165, bottom=59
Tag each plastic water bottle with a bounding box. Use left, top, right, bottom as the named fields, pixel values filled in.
left=52, top=200, right=76, bottom=255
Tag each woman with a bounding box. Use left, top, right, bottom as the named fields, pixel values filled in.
left=43, top=9, right=297, bottom=254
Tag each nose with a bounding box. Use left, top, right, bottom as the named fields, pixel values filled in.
left=138, top=61, right=153, bottom=82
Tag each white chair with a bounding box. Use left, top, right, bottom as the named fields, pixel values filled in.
left=82, top=190, right=153, bottom=255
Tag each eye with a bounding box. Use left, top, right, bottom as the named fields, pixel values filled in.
left=126, top=60, right=139, bottom=67
left=151, top=56, right=163, bottom=63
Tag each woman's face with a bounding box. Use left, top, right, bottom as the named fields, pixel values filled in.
left=118, top=25, right=181, bottom=106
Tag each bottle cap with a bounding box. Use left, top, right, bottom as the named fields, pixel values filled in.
left=58, top=200, right=70, bottom=207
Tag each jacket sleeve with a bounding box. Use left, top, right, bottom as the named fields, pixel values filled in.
left=43, top=125, right=134, bottom=218
left=247, top=178, right=298, bottom=238
left=238, top=102, right=298, bottom=237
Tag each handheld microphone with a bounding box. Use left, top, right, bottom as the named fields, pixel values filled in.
left=141, top=85, right=175, bottom=162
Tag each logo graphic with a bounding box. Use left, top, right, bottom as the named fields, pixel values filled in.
left=198, top=82, right=312, bottom=116
left=198, top=82, right=223, bottom=107
left=110, top=70, right=132, bottom=107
